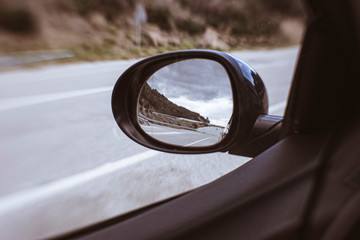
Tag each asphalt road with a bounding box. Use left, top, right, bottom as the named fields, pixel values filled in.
left=0, top=46, right=299, bottom=239
left=142, top=124, right=221, bottom=146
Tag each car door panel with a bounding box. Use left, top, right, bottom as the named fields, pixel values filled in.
left=79, top=134, right=326, bottom=240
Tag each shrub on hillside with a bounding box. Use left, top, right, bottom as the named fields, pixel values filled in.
left=0, top=6, right=37, bottom=34
left=178, top=0, right=300, bottom=36
left=145, top=5, right=172, bottom=31
left=175, top=18, right=206, bottom=35
left=57, top=0, right=134, bottom=21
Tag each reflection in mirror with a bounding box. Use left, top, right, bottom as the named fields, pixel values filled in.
left=138, top=59, right=233, bottom=147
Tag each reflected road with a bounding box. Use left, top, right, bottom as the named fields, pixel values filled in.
left=142, top=124, right=220, bottom=146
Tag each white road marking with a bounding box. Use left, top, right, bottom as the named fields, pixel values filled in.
left=141, top=126, right=164, bottom=131
left=0, top=86, right=112, bottom=111
left=0, top=137, right=209, bottom=216
left=150, top=132, right=185, bottom=135
left=185, top=137, right=215, bottom=146
left=0, top=150, right=158, bottom=215
left=253, top=59, right=292, bottom=69
left=269, top=101, right=287, bottom=114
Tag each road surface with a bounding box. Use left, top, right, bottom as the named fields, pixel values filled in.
left=142, top=124, right=221, bottom=146
left=0, top=46, right=299, bottom=239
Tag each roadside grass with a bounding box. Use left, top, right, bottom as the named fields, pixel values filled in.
left=0, top=34, right=295, bottom=71
left=66, top=37, right=293, bottom=62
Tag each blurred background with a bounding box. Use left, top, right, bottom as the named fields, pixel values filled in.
left=0, top=0, right=304, bottom=65
left=0, top=0, right=305, bottom=239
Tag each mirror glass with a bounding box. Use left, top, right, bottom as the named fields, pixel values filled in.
left=138, top=59, right=233, bottom=147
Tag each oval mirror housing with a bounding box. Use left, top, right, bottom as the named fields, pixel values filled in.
left=112, top=50, right=268, bottom=154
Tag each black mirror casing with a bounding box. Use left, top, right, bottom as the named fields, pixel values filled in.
left=112, top=50, right=269, bottom=155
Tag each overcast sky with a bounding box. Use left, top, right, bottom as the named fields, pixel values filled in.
left=147, top=59, right=233, bottom=126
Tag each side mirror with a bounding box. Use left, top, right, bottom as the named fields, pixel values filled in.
left=112, top=50, right=280, bottom=157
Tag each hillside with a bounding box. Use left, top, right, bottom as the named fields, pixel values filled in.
left=0, top=0, right=305, bottom=61
left=138, top=83, right=209, bottom=129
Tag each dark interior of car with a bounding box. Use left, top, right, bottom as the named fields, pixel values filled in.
left=56, top=0, right=360, bottom=239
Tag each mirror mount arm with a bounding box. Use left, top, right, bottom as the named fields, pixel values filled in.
left=228, top=115, right=283, bottom=157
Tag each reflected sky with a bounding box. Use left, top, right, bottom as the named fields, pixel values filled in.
left=147, top=59, right=233, bottom=126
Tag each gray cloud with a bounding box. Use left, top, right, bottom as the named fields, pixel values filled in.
left=147, top=59, right=232, bottom=101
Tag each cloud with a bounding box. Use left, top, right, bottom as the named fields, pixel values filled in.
left=148, top=59, right=232, bottom=101
left=168, top=96, right=233, bottom=126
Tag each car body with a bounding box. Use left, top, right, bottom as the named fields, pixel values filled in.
left=57, top=0, right=360, bottom=239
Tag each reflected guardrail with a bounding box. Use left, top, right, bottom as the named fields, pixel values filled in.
left=138, top=113, right=197, bottom=132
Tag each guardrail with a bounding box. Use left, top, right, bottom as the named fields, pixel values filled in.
left=138, top=113, right=197, bottom=132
